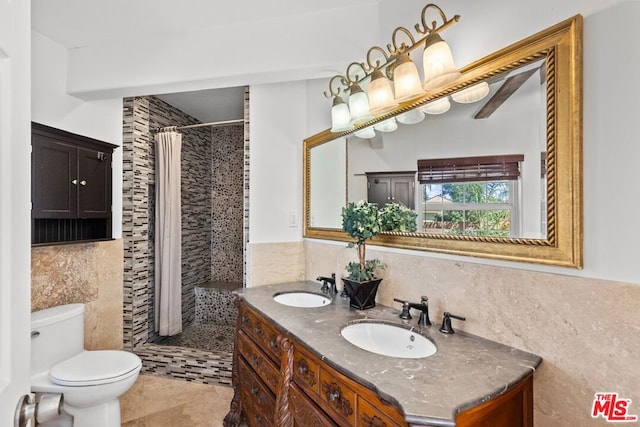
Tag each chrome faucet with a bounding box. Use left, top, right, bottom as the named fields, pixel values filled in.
left=393, top=296, right=431, bottom=326
left=316, top=273, right=337, bottom=295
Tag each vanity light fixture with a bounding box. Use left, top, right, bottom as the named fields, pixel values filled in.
left=348, top=83, right=372, bottom=125
left=324, top=2, right=461, bottom=134
left=355, top=126, right=376, bottom=139
left=451, top=81, right=490, bottom=103
left=374, top=117, right=398, bottom=132
left=367, top=69, right=398, bottom=114
left=397, top=108, right=425, bottom=125
left=330, top=95, right=353, bottom=132
left=420, top=96, right=451, bottom=114
left=422, top=32, right=461, bottom=91
left=393, top=52, right=425, bottom=102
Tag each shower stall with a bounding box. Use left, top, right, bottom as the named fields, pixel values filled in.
left=121, top=90, right=249, bottom=386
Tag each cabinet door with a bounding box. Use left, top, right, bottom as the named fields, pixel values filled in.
left=367, top=177, right=391, bottom=208
left=390, top=176, right=415, bottom=209
left=77, top=147, right=111, bottom=218
left=32, top=136, right=77, bottom=218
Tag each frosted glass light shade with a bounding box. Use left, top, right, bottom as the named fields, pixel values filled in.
left=368, top=69, right=398, bottom=115
left=420, top=97, right=451, bottom=115
left=451, top=82, right=490, bottom=103
left=330, top=95, right=353, bottom=132
left=422, top=33, right=461, bottom=91
left=393, top=53, right=425, bottom=102
left=397, top=109, right=425, bottom=125
left=348, top=83, right=372, bottom=124
left=355, top=126, right=376, bottom=139
left=374, top=117, right=398, bottom=132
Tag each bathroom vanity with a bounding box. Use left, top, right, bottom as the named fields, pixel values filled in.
left=224, top=281, right=542, bottom=427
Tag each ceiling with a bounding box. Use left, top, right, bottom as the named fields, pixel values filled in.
left=31, top=0, right=382, bottom=123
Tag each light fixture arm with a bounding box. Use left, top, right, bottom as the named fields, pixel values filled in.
left=415, top=3, right=460, bottom=36
left=323, top=2, right=460, bottom=99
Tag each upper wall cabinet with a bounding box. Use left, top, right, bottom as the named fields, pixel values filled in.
left=31, top=122, right=117, bottom=245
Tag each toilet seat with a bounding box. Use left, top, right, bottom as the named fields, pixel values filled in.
left=50, top=350, right=141, bottom=387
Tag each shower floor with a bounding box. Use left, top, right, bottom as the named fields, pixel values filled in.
left=156, top=323, right=236, bottom=353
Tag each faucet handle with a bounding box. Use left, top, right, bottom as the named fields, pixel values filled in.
left=393, top=298, right=412, bottom=320
left=439, top=312, right=466, bottom=334
left=420, top=295, right=428, bottom=303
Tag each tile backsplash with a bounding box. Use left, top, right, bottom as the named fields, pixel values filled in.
left=31, top=239, right=124, bottom=350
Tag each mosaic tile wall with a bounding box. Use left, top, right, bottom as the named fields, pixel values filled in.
left=211, top=125, right=244, bottom=282
left=123, top=96, right=210, bottom=347
left=122, top=89, right=250, bottom=385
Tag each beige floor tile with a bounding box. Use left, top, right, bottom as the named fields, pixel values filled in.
left=121, top=374, right=234, bottom=427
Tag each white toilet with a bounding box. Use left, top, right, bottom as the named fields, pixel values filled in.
left=31, top=303, right=142, bottom=427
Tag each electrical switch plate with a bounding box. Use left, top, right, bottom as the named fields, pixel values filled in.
left=288, top=211, right=297, bottom=227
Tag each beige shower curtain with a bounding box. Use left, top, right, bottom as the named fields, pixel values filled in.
left=155, top=128, right=182, bottom=336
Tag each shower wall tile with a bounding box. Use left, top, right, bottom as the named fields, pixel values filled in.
left=31, top=239, right=124, bottom=350
left=123, top=96, right=211, bottom=348
left=123, top=92, right=249, bottom=358
left=211, top=124, right=244, bottom=283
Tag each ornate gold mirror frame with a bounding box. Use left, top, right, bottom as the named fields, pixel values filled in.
left=303, top=15, right=582, bottom=268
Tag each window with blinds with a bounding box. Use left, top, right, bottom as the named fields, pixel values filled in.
left=417, top=155, right=524, bottom=237
left=417, top=154, right=524, bottom=184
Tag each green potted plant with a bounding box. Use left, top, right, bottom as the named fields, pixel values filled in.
left=380, top=202, right=418, bottom=233
left=341, top=201, right=386, bottom=309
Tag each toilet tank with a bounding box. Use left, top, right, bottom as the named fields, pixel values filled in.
left=31, top=303, right=85, bottom=377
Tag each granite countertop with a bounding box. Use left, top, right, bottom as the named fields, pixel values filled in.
left=237, top=281, right=542, bottom=426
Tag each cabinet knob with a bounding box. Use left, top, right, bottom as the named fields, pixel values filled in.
left=71, top=179, right=78, bottom=185
left=80, top=180, right=87, bottom=186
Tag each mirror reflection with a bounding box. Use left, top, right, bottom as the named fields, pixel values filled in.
left=310, top=58, right=547, bottom=239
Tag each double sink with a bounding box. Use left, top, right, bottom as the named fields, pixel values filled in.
left=272, top=291, right=437, bottom=359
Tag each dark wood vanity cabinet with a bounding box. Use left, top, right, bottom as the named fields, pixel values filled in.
left=225, top=300, right=534, bottom=427
left=31, top=122, right=116, bottom=244
left=366, top=171, right=416, bottom=209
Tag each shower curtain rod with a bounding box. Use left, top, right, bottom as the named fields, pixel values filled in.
left=153, top=118, right=244, bottom=133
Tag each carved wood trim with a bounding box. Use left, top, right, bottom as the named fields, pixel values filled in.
left=275, top=336, right=294, bottom=427
left=223, top=298, right=243, bottom=427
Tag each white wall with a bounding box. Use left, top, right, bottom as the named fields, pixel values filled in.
left=31, top=31, right=124, bottom=237
left=249, top=82, right=306, bottom=243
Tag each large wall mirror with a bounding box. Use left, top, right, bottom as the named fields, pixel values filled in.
left=304, top=15, right=583, bottom=268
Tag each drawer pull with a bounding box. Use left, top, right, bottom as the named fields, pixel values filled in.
left=250, top=355, right=259, bottom=367
left=250, top=386, right=259, bottom=396
left=322, top=381, right=353, bottom=416
left=269, top=338, right=278, bottom=351
left=297, top=364, right=308, bottom=375
left=254, top=326, right=263, bottom=336
left=362, top=413, right=388, bottom=427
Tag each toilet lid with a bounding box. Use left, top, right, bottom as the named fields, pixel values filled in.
left=50, top=350, right=142, bottom=386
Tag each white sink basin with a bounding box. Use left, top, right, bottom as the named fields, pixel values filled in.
left=341, top=322, right=437, bottom=358
left=273, top=291, right=331, bottom=308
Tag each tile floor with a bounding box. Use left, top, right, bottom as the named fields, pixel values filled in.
left=120, top=374, right=235, bottom=426
left=155, top=324, right=236, bottom=353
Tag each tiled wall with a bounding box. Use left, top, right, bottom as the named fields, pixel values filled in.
left=123, top=96, right=211, bottom=347
left=123, top=89, right=249, bottom=354
left=211, top=124, right=244, bottom=282
left=31, top=239, right=124, bottom=350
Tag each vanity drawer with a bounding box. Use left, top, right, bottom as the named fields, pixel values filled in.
left=237, top=329, right=279, bottom=392
left=292, top=345, right=320, bottom=395
left=290, top=383, right=338, bottom=427
left=319, top=367, right=356, bottom=425
left=238, top=304, right=282, bottom=363
left=238, top=358, right=275, bottom=427
left=358, top=396, right=402, bottom=427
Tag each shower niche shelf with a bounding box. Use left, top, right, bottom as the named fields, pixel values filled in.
left=31, top=122, right=117, bottom=245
